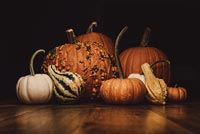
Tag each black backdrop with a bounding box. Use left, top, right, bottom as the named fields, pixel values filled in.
left=1, top=0, right=200, bottom=100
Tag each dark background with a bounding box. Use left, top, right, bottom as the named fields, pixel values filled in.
left=1, top=0, right=200, bottom=100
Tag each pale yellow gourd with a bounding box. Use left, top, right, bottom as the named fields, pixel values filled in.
left=16, top=49, right=54, bottom=104
left=141, top=61, right=170, bottom=105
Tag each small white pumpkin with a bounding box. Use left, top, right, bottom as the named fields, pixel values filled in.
left=16, top=49, right=54, bottom=104
left=128, top=73, right=145, bottom=84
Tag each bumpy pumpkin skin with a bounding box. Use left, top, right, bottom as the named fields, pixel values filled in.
left=100, top=78, right=147, bottom=104
left=167, top=87, right=187, bottom=102
left=41, top=41, right=118, bottom=100
left=77, top=32, right=114, bottom=55
left=120, top=47, right=171, bottom=85
left=77, top=21, right=114, bottom=55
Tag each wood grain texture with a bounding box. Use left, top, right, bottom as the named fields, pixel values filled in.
left=0, top=101, right=199, bottom=134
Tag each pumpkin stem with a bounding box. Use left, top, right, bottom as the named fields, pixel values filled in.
left=174, top=84, right=178, bottom=88
left=30, top=49, right=45, bottom=76
left=115, top=26, right=128, bottom=79
left=140, top=27, right=151, bottom=47
left=86, top=21, right=97, bottom=33
left=66, top=29, right=77, bottom=43
left=150, top=59, right=170, bottom=68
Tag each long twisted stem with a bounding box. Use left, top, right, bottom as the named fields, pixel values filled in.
left=115, top=26, right=128, bottom=79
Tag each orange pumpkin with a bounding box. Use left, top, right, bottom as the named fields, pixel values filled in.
left=119, top=27, right=171, bottom=85
left=41, top=29, right=118, bottom=100
left=167, top=85, right=187, bottom=102
left=77, top=21, right=114, bottom=55
left=100, top=26, right=147, bottom=104
left=100, top=78, right=147, bottom=104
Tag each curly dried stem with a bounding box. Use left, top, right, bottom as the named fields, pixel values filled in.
left=30, top=49, right=45, bottom=76
left=86, top=21, right=98, bottom=33
left=115, top=26, right=128, bottom=79
left=150, top=59, right=170, bottom=68
left=140, top=27, right=151, bottom=47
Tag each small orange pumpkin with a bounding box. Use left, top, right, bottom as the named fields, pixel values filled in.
left=100, top=78, right=147, bottom=104
left=100, top=26, right=147, bottom=104
left=77, top=21, right=114, bottom=55
left=167, top=85, right=187, bottom=102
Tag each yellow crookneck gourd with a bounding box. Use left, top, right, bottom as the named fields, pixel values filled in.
left=141, top=61, right=170, bottom=105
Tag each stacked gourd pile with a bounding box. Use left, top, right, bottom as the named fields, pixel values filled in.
left=16, top=21, right=187, bottom=105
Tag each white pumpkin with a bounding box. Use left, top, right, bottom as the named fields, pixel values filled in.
left=16, top=49, right=54, bottom=104
left=128, top=73, right=145, bottom=84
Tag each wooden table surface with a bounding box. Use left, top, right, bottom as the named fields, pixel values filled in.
left=0, top=99, right=199, bottom=134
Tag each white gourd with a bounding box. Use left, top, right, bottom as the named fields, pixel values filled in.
left=16, top=49, right=54, bottom=104
left=128, top=73, right=145, bottom=84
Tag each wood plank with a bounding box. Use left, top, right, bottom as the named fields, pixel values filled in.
left=0, top=105, right=51, bottom=122
left=147, top=101, right=200, bottom=133
left=0, top=104, right=192, bottom=134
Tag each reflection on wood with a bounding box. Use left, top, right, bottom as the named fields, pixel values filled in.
left=0, top=102, right=199, bottom=134
left=144, top=109, right=190, bottom=134
left=14, top=108, right=55, bottom=132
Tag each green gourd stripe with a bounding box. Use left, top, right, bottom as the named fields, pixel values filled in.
left=78, top=86, right=82, bottom=95
left=73, top=73, right=85, bottom=94
left=53, top=73, right=79, bottom=97
left=54, top=87, right=76, bottom=102
left=54, top=86, right=76, bottom=99
left=48, top=66, right=77, bottom=98
left=52, top=76, right=77, bottom=98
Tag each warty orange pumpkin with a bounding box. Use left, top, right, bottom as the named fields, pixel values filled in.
left=41, top=29, right=118, bottom=101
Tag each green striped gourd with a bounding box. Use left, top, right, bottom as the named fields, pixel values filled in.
left=48, top=65, right=85, bottom=104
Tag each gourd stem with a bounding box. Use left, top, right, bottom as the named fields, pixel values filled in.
left=115, top=26, right=128, bottom=79
left=30, top=49, right=45, bottom=76
left=86, top=21, right=97, bottom=33
left=150, top=59, right=170, bottom=68
left=66, top=29, right=77, bottom=43
left=174, top=84, right=178, bottom=88
left=140, top=27, right=151, bottom=47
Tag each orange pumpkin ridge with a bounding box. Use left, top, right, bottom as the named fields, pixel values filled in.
left=167, top=85, right=187, bottom=102
left=119, top=27, right=171, bottom=85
